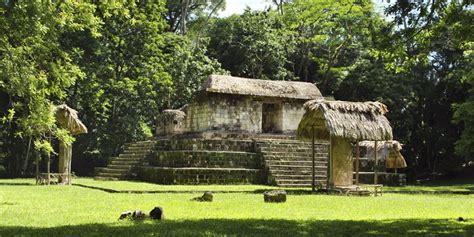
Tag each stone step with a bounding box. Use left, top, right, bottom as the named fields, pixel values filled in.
left=277, top=183, right=325, bottom=187
left=136, top=166, right=263, bottom=185
left=110, top=160, right=142, bottom=165
left=273, top=174, right=326, bottom=179
left=123, top=147, right=153, bottom=153
left=156, top=139, right=256, bottom=152
left=119, top=153, right=147, bottom=158
left=96, top=172, right=126, bottom=178
left=264, top=156, right=327, bottom=161
left=260, top=147, right=327, bottom=152
left=276, top=178, right=326, bottom=186
left=268, top=164, right=327, bottom=170
left=108, top=164, right=133, bottom=169
left=271, top=169, right=327, bottom=174
left=98, top=168, right=129, bottom=174
left=265, top=160, right=327, bottom=166
left=261, top=151, right=327, bottom=157
left=148, top=150, right=260, bottom=169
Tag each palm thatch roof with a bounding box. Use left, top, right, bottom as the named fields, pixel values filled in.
left=201, top=75, right=323, bottom=100
left=358, top=140, right=403, bottom=151
left=359, top=140, right=407, bottom=169
left=55, top=104, right=88, bottom=135
left=160, top=109, right=186, bottom=121
left=297, top=100, right=393, bottom=141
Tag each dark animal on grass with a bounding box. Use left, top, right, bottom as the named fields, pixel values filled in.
left=192, top=191, right=213, bottom=202
left=149, top=206, right=165, bottom=220
left=118, top=210, right=145, bottom=220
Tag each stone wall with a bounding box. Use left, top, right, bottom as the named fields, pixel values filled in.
left=281, top=102, right=307, bottom=133
left=183, top=93, right=308, bottom=134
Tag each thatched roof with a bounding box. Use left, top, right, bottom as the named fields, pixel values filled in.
left=161, top=109, right=186, bottom=120
left=54, top=104, right=88, bottom=135
left=201, top=75, right=323, bottom=100
left=358, top=140, right=402, bottom=151
left=297, top=100, right=393, bottom=141
left=359, top=140, right=407, bottom=169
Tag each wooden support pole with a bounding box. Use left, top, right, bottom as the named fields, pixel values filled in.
left=68, top=145, right=72, bottom=185
left=312, top=126, right=315, bottom=192
left=356, top=141, right=360, bottom=186
left=47, top=155, right=50, bottom=185
left=374, top=140, right=378, bottom=185
left=329, top=136, right=334, bottom=190
left=35, top=153, right=39, bottom=185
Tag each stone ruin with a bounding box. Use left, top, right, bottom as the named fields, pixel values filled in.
left=96, top=75, right=405, bottom=187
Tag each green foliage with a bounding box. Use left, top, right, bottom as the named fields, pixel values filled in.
left=0, top=1, right=100, bottom=175
left=207, top=10, right=296, bottom=80
left=164, top=34, right=227, bottom=108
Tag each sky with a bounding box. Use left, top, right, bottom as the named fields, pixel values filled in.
left=218, top=0, right=390, bottom=17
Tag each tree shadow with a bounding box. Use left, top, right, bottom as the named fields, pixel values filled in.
left=0, top=182, right=34, bottom=186
left=0, top=218, right=472, bottom=237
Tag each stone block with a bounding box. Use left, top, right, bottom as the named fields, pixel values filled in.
left=263, top=190, right=287, bottom=203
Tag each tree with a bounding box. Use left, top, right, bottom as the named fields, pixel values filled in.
left=0, top=1, right=99, bottom=176
left=164, top=0, right=225, bottom=34
left=64, top=1, right=173, bottom=174
left=206, top=10, right=297, bottom=80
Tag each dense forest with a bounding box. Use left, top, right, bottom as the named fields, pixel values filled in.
left=0, top=0, right=472, bottom=181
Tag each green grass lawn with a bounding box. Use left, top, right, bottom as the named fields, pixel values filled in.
left=0, top=178, right=473, bottom=236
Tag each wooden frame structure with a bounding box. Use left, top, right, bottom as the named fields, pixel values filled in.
left=298, top=100, right=393, bottom=192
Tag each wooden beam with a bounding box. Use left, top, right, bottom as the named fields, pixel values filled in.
left=355, top=141, right=360, bottom=185
left=312, top=126, right=315, bottom=192
left=47, top=155, right=50, bottom=185
left=35, top=154, right=39, bottom=185
left=329, top=136, right=334, bottom=189
left=374, top=140, right=378, bottom=185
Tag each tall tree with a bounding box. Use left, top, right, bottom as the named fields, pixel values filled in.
left=0, top=1, right=99, bottom=176
left=164, top=0, right=225, bottom=34
left=64, top=1, right=173, bottom=174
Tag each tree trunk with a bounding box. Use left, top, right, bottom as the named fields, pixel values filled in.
left=58, top=141, right=72, bottom=184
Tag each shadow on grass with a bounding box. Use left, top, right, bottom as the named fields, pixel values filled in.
left=0, top=182, right=33, bottom=186
left=0, top=218, right=472, bottom=237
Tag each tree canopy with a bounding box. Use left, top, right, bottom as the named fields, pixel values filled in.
left=0, top=0, right=472, bottom=179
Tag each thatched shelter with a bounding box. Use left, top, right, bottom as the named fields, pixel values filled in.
left=297, top=99, right=393, bottom=188
left=54, top=104, right=87, bottom=184
left=359, top=140, right=407, bottom=170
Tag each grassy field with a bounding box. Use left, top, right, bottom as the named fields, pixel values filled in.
left=0, top=179, right=473, bottom=236
left=74, top=178, right=474, bottom=193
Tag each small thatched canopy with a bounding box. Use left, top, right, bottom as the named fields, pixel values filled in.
left=55, top=104, right=88, bottom=135
left=359, top=140, right=407, bottom=169
left=201, top=75, right=323, bottom=100
left=297, top=100, right=393, bottom=141
left=161, top=109, right=186, bottom=120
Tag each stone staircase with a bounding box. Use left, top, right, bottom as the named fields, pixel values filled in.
left=257, top=139, right=329, bottom=187
left=136, top=138, right=264, bottom=184
left=95, top=140, right=156, bottom=180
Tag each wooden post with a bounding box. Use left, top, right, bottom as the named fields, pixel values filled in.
left=68, top=145, right=72, bottom=185
left=311, top=126, right=315, bottom=192
left=47, top=155, right=50, bottom=185
left=374, top=140, right=378, bottom=185
left=329, top=136, right=334, bottom=190
left=35, top=153, right=39, bottom=185
left=355, top=141, right=360, bottom=186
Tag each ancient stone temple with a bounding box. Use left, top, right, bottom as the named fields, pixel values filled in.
left=96, top=75, right=330, bottom=187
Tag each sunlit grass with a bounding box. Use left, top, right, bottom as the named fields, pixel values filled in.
left=0, top=178, right=473, bottom=236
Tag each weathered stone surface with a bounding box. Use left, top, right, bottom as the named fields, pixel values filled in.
left=192, top=191, right=213, bottom=202
left=137, top=166, right=264, bottom=185
left=149, top=206, right=165, bottom=220
left=263, top=190, right=287, bottom=203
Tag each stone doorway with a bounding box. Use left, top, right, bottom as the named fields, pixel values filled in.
left=262, top=103, right=282, bottom=133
